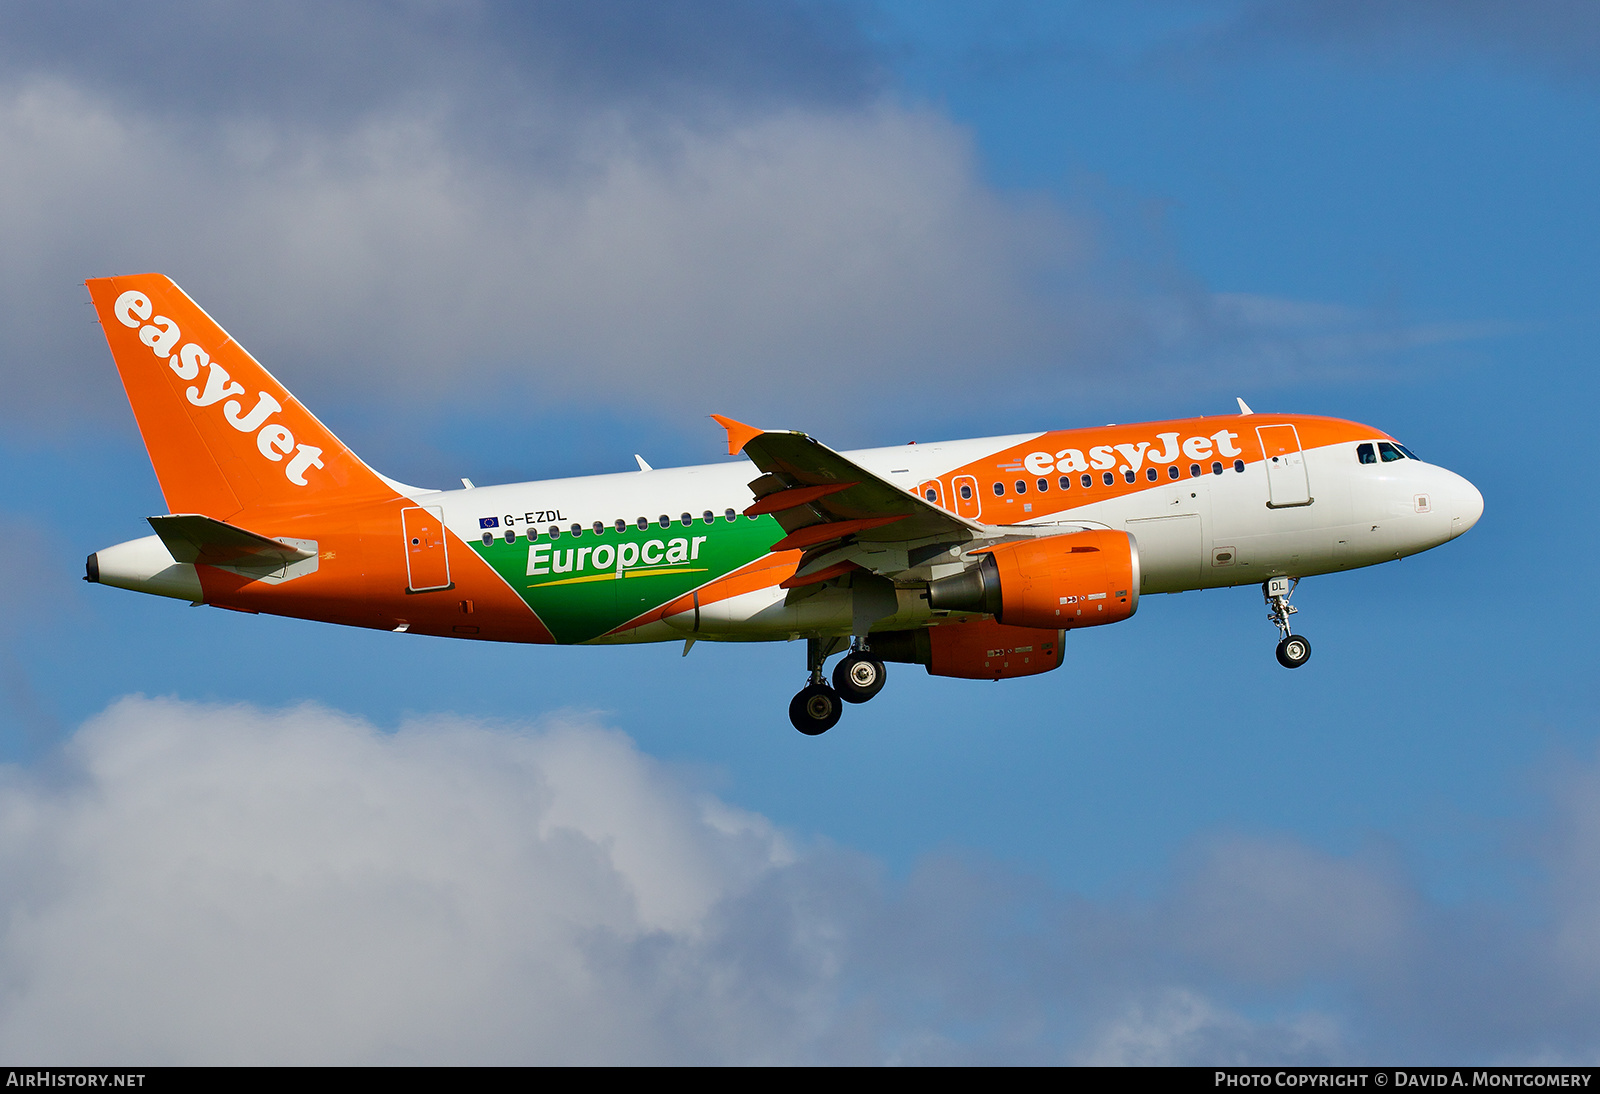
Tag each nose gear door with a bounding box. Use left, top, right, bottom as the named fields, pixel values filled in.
left=1256, top=424, right=1312, bottom=508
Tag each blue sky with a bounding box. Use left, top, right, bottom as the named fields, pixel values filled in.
left=0, top=0, right=1596, bottom=1063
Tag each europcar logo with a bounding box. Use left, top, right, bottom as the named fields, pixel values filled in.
left=113, top=289, right=324, bottom=487
left=526, top=533, right=711, bottom=583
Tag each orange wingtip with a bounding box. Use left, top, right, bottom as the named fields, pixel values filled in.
left=710, top=414, right=764, bottom=456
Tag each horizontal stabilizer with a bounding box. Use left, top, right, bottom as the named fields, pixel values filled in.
left=148, top=514, right=314, bottom=575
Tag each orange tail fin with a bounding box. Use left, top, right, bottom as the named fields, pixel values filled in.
left=86, top=275, right=396, bottom=519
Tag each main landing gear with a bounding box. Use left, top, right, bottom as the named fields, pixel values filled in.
left=789, top=637, right=888, bottom=734
left=1264, top=576, right=1312, bottom=669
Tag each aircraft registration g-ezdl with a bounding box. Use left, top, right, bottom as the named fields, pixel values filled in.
left=84, top=275, right=1483, bottom=734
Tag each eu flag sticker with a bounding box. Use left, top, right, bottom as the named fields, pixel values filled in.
left=479, top=516, right=500, bottom=529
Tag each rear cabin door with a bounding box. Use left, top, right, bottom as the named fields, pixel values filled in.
left=402, top=506, right=452, bottom=592
left=1256, top=424, right=1312, bottom=508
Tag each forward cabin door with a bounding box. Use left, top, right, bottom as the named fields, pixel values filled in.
left=402, top=506, right=452, bottom=592
left=1256, top=424, right=1312, bottom=508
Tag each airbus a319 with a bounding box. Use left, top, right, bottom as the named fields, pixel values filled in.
left=83, top=275, right=1484, bottom=734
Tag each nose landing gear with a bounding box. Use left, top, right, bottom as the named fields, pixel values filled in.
left=788, top=637, right=888, bottom=734
left=1265, top=576, right=1311, bottom=669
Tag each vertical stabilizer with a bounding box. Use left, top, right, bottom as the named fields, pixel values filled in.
left=86, top=274, right=395, bottom=519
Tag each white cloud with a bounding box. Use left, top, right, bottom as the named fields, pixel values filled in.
left=1165, top=834, right=1414, bottom=984
left=0, top=697, right=824, bottom=1064
left=1075, top=988, right=1342, bottom=1065
left=5, top=694, right=1598, bottom=1063
left=0, top=79, right=1080, bottom=425
left=0, top=73, right=1480, bottom=433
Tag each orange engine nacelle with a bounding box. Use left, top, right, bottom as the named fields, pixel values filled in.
left=873, top=619, right=1065, bottom=680
left=926, top=529, right=1140, bottom=629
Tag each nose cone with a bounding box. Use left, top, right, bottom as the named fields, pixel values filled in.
left=1447, top=472, right=1484, bottom=539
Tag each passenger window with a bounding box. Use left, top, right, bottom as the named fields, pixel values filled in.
left=1357, top=443, right=1377, bottom=465
left=504, top=530, right=516, bottom=544
left=481, top=532, right=493, bottom=546
left=1081, top=474, right=1092, bottom=489
left=1037, top=478, right=1049, bottom=492
left=1102, top=471, right=1114, bottom=486
left=636, top=517, right=648, bottom=530
left=960, top=483, right=973, bottom=500
left=1059, top=476, right=1071, bottom=490
left=703, top=511, right=715, bottom=524
left=593, top=521, right=605, bottom=535
left=1146, top=468, right=1158, bottom=481
left=549, top=525, right=561, bottom=539
left=1015, top=480, right=1027, bottom=494
left=659, top=515, right=671, bottom=528
left=1189, top=463, right=1201, bottom=477
left=1212, top=462, right=1223, bottom=475
left=614, top=519, right=627, bottom=532
left=680, top=513, right=693, bottom=526
left=1378, top=442, right=1403, bottom=463
left=1234, top=459, right=1245, bottom=473
left=1168, top=465, right=1180, bottom=480
left=992, top=482, right=1004, bottom=496
left=571, top=523, right=583, bottom=537
left=1122, top=469, right=1135, bottom=483
left=724, top=508, right=737, bottom=522
left=924, top=488, right=936, bottom=501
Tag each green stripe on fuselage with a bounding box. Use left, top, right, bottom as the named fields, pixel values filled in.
left=470, top=516, right=783, bottom=643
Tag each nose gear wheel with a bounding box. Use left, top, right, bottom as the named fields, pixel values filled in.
left=1275, top=634, right=1311, bottom=668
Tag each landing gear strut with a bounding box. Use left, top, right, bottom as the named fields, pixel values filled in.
left=789, top=636, right=845, bottom=735
left=788, top=637, right=888, bottom=734
left=1264, top=576, right=1311, bottom=669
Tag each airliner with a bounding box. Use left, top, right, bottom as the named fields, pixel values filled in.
left=83, top=275, right=1484, bottom=734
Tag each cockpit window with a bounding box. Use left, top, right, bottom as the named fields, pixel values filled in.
left=1396, top=443, right=1421, bottom=461
left=1357, top=443, right=1376, bottom=464
left=1378, top=441, right=1404, bottom=463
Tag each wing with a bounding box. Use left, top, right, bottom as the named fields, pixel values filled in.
left=712, top=415, right=985, bottom=588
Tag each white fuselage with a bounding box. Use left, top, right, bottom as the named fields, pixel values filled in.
left=398, top=432, right=1482, bottom=644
